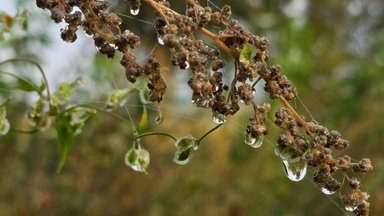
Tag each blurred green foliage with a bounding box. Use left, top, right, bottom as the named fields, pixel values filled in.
left=1, top=0, right=384, bottom=215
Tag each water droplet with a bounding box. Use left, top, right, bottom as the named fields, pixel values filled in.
left=321, top=187, right=336, bottom=195
left=155, top=115, right=163, bottom=124
left=154, top=107, right=163, bottom=124
left=282, top=157, right=307, bottom=182
left=274, top=144, right=291, bottom=160
left=212, top=112, right=226, bottom=124
left=184, top=61, right=190, bottom=69
left=130, top=8, right=139, bottom=15
left=157, top=36, right=164, bottom=45
left=108, top=43, right=117, bottom=50
left=0, top=119, right=10, bottom=135
left=244, top=133, right=264, bottom=148
left=192, top=98, right=211, bottom=108
left=345, top=205, right=357, bottom=212
left=244, top=133, right=256, bottom=145
left=251, top=136, right=264, bottom=148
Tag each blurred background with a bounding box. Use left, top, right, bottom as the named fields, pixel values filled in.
left=1, top=0, right=383, bottom=215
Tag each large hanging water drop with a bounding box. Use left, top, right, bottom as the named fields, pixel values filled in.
left=282, top=157, right=307, bottom=182
left=130, top=8, right=140, bottom=15
left=212, top=112, right=226, bottom=124
left=321, top=187, right=336, bottom=195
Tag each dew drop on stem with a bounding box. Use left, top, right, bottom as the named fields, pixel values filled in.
left=321, top=187, right=336, bottom=195
left=244, top=133, right=264, bottom=148
left=155, top=115, right=163, bottom=124
left=244, top=132, right=256, bottom=145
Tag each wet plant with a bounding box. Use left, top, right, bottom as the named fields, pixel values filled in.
left=0, top=1, right=374, bottom=215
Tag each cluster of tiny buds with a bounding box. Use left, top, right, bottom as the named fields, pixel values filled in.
left=275, top=107, right=372, bottom=215
left=153, top=0, right=247, bottom=117
left=245, top=103, right=270, bottom=139
left=37, top=0, right=167, bottom=102
left=261, top=65, right=297, bottom=101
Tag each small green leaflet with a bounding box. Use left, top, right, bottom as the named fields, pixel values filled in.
left=239, top=43, right=257, bottom=64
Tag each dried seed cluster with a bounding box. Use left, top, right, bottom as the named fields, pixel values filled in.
left=275, top=107, right=372, bottom=215
left=36, top=0, right=166, bottom=102
left=245, top=103, right=270, bottom=139
left=37, top=0, right=373, bottom=215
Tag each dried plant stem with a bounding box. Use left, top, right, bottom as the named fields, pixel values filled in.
left=279, top=95, right=314, bottom=138
left=144, top=0, right=313, bottom=138
left=144, top=0, right=234, bottom=56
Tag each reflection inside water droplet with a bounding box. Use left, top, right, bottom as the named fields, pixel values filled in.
left=192, top=98, right=211, bottom=108
left=184, top=61, right=190, bottom=69
left=244, top=133, right=264, bottom=148
left=157, top=36, right=164, bottom=45
left=321, top=187, right=336, bottom=195
left=244, top=133, right=256, bottom=145
left=345, top=205, right=357, bottom=212
left=130, top=8, right=139, bottom=15
left=155, top=115, right=163, bottom=124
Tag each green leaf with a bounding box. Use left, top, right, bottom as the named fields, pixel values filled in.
left=54, top=113, right=75, bottom=173
left=0, top=71, right=40, bottom=92
left=239, top=43, right=257, bottom=64
left=174, top=135, right=196, bottom=150
left=137, top=106, right=148, bottom=134
left=54, top=106, right=95, bottom=173
left=178, top=148, right=192, bottom=161
left=39, top=81, right=46, bottom=93
left=13, top=77, right=39, bottom=92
